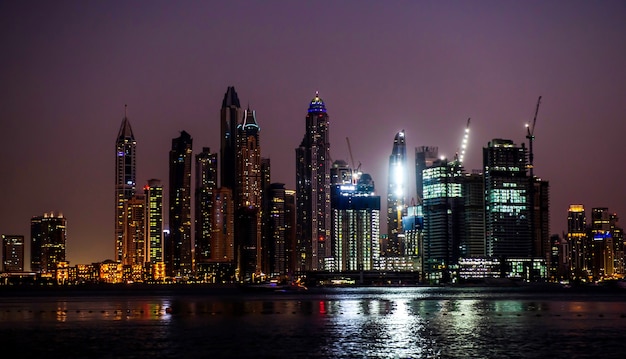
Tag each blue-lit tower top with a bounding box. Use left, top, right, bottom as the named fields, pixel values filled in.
left=308, top=91, right=327, bottom=113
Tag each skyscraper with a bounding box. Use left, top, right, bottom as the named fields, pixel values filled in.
left=31, top=212, right=66, bottom=274
left=331, top=172, right=380, bottom=272
left=235, top=108, right=262, bottom=281
left=483, top=139, right=531, bottom=258
left=220, top=86, right=242, bottom=192
left=115, top=106, right=136, bottom=262
left=195, top=148, right=218, bottom=270
left=2, top=234, right=24, bottom=272
left=168, top=130, right=193, bottom=277
left=415, top=146, right=438, bottom=202
left=567, top=204, right=587, bottom=280
left=123, top=194, right=146, bottom=266
left=144, top=179, right=164, bottom=270
left=296, top=92, right=331, bottom=272
left=386, top=130, right=408, bottom=257
left=421, top=159, right=464, bottom=283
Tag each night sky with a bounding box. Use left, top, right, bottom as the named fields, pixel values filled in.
left=2, top=1, right=625, bottom=266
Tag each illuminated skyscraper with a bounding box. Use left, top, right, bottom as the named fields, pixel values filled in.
left=31, top=212, right=66, bottom=274
left=386, top=130, right=408, bottom=257
left=296, top=92, right=331, bottom=272
left=590, top=207, right=614, bottom=279
left=195, top=148, right=218, bottom=270
left=115, top=106, right=136, bottom=262
left=122, top=194, right=146, bottom=266
left=168, top=130, right=193, bottom=277
left=415, top=146, right=438, bottom=202
left=236, top=108, right=262, bottom=281
left=2, top=234, right=24, bottom=272
left=331, top=172, right=380, bottom=272
left=567, top=204, right=587, bottom=279
left=421, top=159, right=464, bottom=283
left=144, top=179, right=163, bottom=265
left=483, top=139, right=531, bottom=258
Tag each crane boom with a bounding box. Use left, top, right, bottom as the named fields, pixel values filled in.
left=458, top=117, right=471, bottom=164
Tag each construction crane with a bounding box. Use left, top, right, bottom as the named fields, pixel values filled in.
left=526, top=96, right=542, bottom=178
left=456, top=118, right=471, bottom=164
left=346, top=137, right=360, bottom=184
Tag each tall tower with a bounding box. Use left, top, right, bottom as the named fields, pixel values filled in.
left=115, top=105, right=136, bottom=262
left=483, top=139, right=531, bottom=258
left=386, top=130, right=408, bottom=257
left=195, top=148, right=218, bottom=272
left=421, top=159, right=465, bottom=284
left=220, top=86, right=242, bottom=192
left=296, top=92, right=331, bottom=272
left=144, top=179, right=163, bottom=266
left=122, top=194, right=146, bottom=266
left=168, top=130, right=193, bottom=277
left=236, top=107, right=262, bottom=281
left=331, top=172, right=380, bottom=273
left=415, top=146, right=438, bottom=202
left=567, top=204, right=587, bottom=280
left=31, top=212, right=67, bottom=274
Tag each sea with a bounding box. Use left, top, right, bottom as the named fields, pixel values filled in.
left=1, top=285, right=626, bottom=359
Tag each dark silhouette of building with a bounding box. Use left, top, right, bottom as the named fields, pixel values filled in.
left=115, top=106, right=136, bottom=262
left=31, top=212, right=66, bottom=274
left=168, top=131, right=193, bottom=277
left=2, top=234, right=24, bottom=272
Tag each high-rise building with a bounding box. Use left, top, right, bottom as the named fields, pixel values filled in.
left=567, top=204, right=587, bottom=280
left=31, top=212, right=67, bottom=274
left=533, top=179, right=550, bottom=264
left=115, top=106, right=136, bottom=262
left=462, top=172, right=485, bottom=258
left=590, top=207, right=614, bottom=279
left=386, top=130, right=408, bottom=257
left=235, top=107, right=262, bottom=281
left=2, top=234, right=24, bottom=272
left=421, top=159, right=464, bottom=283
left=195, top=148, right=218, bottom=268
left=168, top=130, right=193, bottom=277
left=331, top=172, right=380, bottom=272
left=212, top=188, right=235, bottom=263
left=415, top=146, right=438, bottom=202
left=123, top=194, right=146, bottom=266
left=266, top=183, right=297, bottom=278
left=220, top=86, right=242, bottom=192
left=483, top=139, right=531, bottom=258
left=295, top=92, right=331, bottom=272
left=144, top=179, right=163, bottom=266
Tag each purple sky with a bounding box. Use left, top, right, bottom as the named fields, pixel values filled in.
left=1, top=1, right=625, bottom=266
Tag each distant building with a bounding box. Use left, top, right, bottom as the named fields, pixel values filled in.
left=2, top=234, right=24, bottom=272
left=168, top=130, right=193, bottom=277
left=122, top=194, right=146, bottom=266
left=144, top=179, right=164, bottom=265
left=195, top=148, right=218, bottom=269
left=386, top=130, right=408, bottom=257
left=31, top=212, right=67, bottom=274
left=115, top=106, right=136, bottom=263
left=567, top=204, right=587, bottom=280
left=295, top=92, right=331, bottom=272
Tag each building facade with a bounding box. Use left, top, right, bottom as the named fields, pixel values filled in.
left=115, top=107, right=136, bottom=262
left=2, top=234, right=24, bottom=272
left=31, top=212, right=67, bottom=274
left=386, top=130, right=408, bottom=257
left=295, top=92, right=332, bottom=272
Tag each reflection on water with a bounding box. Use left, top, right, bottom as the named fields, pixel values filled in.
left=1, top=287, right=626, bottom=358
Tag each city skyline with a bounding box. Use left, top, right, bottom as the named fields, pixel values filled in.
left=1, top=1, right=625, bottom=265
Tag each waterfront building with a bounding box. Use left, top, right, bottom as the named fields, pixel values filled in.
left=195, top=148, right=218, bottom=274
left=31, top=212, right=67, bottom=274
left=483, top=139, right=531, bottom=258
left=168, top=130, right=193, bottom=277
left=115, top=106, right=136, bottom=262
left=590, top=207, right=614, bottom=279
left=402, top=205, right=423, bottom=271
left=331, top=172, right=380, bottom=272
left=421, top=158, right=464, bottom=283
left=2, top=234, right=24, bottom=272
left=462, top=171, right=485, bottom=257
left=533, top=179, right=551, bottom=269
left=295, top=92, right=331, bottom=272
left=144, top=179, right=163, bottom=266
left=415, top=146, right=439, bottom=202
left=567, top=204, right=588, bottom=280
left=236, top=108, right=263, bottom=281
left=387, top=130, right=408, bottom=257
left=122, top=194, right=146, bottom=266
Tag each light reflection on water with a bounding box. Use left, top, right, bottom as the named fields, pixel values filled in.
left=2, top=287, right=626, bottom=358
